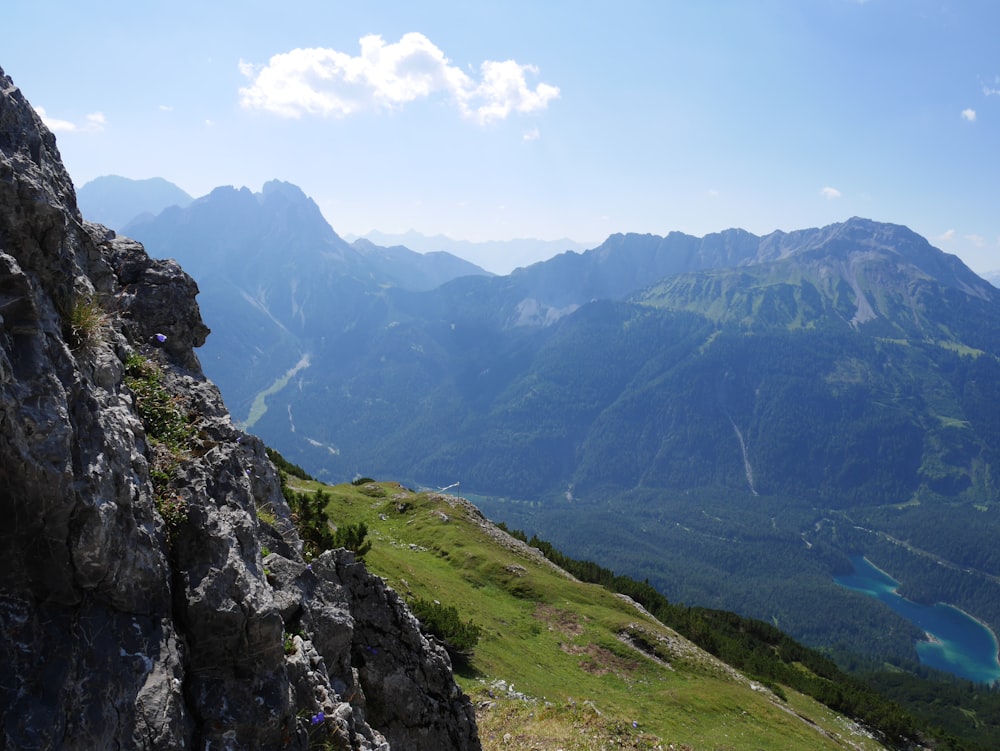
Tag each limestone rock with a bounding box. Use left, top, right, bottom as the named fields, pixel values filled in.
left=0, top=65, right=479, bottom=751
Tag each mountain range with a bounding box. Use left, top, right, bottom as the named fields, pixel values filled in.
left=118, top=178, right=1000, bottom=677
left=344, top=229, right=592, bottom=274
left=10, top=62, right=932, bottom=751
left=9, top=59, right=1000, bottom=750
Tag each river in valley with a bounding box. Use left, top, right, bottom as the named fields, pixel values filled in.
left=835, top=555, right=1000, bottom=683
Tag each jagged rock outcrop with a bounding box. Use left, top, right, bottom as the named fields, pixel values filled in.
left=0, top=66, right=479, bottom=750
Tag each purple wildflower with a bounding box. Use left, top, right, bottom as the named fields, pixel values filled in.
left=310, top=711, right=325, bottom=725
left=154, top=333, right=167, bottom=343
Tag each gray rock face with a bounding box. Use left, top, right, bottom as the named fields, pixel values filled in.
left=0, top=66, right=479, bottom=751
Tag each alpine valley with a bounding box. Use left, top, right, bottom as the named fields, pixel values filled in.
left=117, top=178, right=1000, bottom=679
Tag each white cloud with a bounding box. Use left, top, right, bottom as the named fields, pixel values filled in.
left=159, top=104, right=174, bottom=112
left=239, top=33, right=559, bottom=124
left=522, top=127, right=540, bottom=141
left=983, top=76, right=1000, bottom=96
left=820, top=186, right=842, bottom=200
left=962, top=108, right=977, bottom=122
left=933, top=230, right=989, bottom=251
left=35, top=107, right=75, bottom=132
left=36, top=106, right=106, bottom=133
left=459, top=59, right=560, bottom=125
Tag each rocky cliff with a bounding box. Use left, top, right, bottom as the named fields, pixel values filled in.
left=0, top=66, right=479, bottom=750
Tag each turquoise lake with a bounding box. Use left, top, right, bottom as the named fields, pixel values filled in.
left=835, top=556, right=1000, bottom=683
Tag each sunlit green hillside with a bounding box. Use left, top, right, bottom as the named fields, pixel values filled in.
left=283, top=476, right=891, bottom=751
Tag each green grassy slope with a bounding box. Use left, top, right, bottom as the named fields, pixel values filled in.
left=288, top=476, right=891, bottom=751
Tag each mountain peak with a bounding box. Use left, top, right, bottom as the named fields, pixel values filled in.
left=831, top=216, right=922, bottom=245
left=635, top=217, right=998, bottom=335
left=126, top=179, right=354, bottom=275
left=260, top=178, right=309, bottom=201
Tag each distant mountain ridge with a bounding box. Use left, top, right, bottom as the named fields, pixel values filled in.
left=350, top=237, right=492, bottom=288
left=127, top=180, right=489, bottom=292
left=409, top=218, right=997, bottom=335
left=635, top=217, right=997, bottom=337
left=118, top=181, right=1000, bottom=507
left=124, top=180, right=490, bottom=425
left=77, top=174, right=192, bottom=231
left=116, top=178, right=1000, bottom=674
left=347, top=229, right=591, bottom=274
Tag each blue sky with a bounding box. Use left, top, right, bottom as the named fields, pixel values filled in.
left=5, top=0, right=1000, bottom=272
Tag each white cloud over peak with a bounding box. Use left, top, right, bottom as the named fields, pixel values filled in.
left=238, top=33, right=559, bottom=124
left=36, top=107, right=106, bottom=133
left=820, top=186, right=842, bottom=200
left=961, top=108, right=977, bottom=122
left=937, top=229, right=956, bottom=242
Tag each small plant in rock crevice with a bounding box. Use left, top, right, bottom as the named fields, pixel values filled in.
left=125, top=353, right=197, bottom=450
left=256, top=505, right=278, bottom=528
left=156, top=492, right=188, bottom=532
left=64, top=294, right=112, bottom=352
left=295, top=707, right=340, bottom=750
left=125, top=352, right=198, bottom=538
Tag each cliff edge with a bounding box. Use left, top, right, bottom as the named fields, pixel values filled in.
left=0, top=66, right=479, bottom=751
